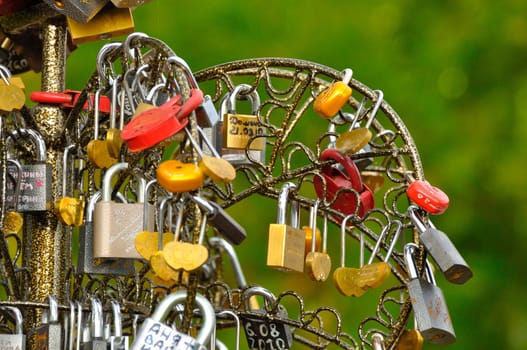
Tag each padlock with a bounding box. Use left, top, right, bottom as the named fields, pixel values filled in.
left=111, top=0, right=153, bottom=8
left=3, top=159, right=23, bottom=234
left=212, top=310, right=241, bottom=350
left=241, top=286, right=293, bottom=350
left=304, top=199, right=331, bottom=282
left=54, top=144, right=85, bottom=226
left=44, top=0, right=110, bottom=23
left=266, top=182, right=306, bottom=272
left=395, top=326, right=424, bottom=350
left=77, top=190, right=135, bottom=275
left=0, top=67, right=25, bottom=112
left=192, top=196, right=246, bottom=245
left=156, top=158, right=204, bottom=193
left=221, top=83, right=266, bottom=165
left=6, top=128, right=52, bottom=211
left=404, top=243, right=456, bottom=344
left=87, top=89, right=118, bottom=169
left=80, top=298, right=108, bottom=349
left=106, top=79, right=124, bottom=159
left=32, top=295, right=62, bottom=349
left=313, top=68, right=353, bottom=119
left=106, top=300, right=129, bottom=349
left=93, top=162, right=155, bottom=259
left=67, top=3, right=135, bottom=45
left=0, top=305, right=26, bottom=349
left=406, top=178, right=450, bottom=215
left=313, top=148, right=374, bottom=221
left=335, top=90, right=384, bottom=155
left=408, top=206, right=472, bottom=284
left=131, top=290, right=215, bottom=350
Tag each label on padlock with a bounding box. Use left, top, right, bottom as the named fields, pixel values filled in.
left=132, top=318, right=200, bottom=350
left=242, top=316, right=293, bottom=350
left=6, top=163, right=51, bottom=211
left=223, top=113, right=265, bottom=150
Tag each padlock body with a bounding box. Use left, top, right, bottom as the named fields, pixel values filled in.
left=196, top=94, right=220, bottom=128
left=131, top=318, right=200, bottom=350
left=223, top=113, right=265, bottom=150
left=33, top=323, right=62, bottom=350
left=93, top=201, right=155, bottom=259
left=0, top=334, right=26, bottom=350
left=407, top=279, right=456, bottom=344
left=6, top=163, right=51, bottom=211
left=44, top=0, right=109, bottom=23
left=420, top=228, right=472, bottom=284
left=78, top=222, right=135, bottom=275
left=313, top=81, right=352, bottom=118
left=242, top=311, right=293, bottom=350
left=267, top=224, right=305, bottom=272
left=207, top=201, right=246, bottom=245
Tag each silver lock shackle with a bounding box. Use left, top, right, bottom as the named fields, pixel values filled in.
left=8, top=128, right=47, bottom=162
left=276, top=182, right=299, bottom=227
left=209, top=237, right=247, bottom=288
left=226, top=83, right=260, bottom=115
left=101, top=162, right=129, bottom=201
left=403, top=242, right=421, bottom=280
left=150, top=291, right=216, bottom=346
left=0, top=306, right=23, bottom=334
left=242, top=286, right=277, bottom=311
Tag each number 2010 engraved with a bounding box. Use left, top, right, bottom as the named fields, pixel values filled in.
left=243, top=320, right=289, bottom=350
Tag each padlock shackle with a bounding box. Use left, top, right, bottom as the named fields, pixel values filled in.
left=215, top=310, right=241, bottom=350
left=109, top=299, right=123, bottom=337
left=403, top=243, right=420, bottom=280
left=309, top=199, right=320, bottom=253
left=90, top=297, right=104, bottom=339
left=384, top=220, right=402, bottom=263
left=96, top=42, right=122, bottom=85
left=424, top=260, right=437, bottom=286
left=123, top=32, right=149, bottom=62
left=45, top=295, right=59, bottom=324
left=339, top=214, right=356, bottom=268
left=371, top=333, right=385, bottom=350
left=226, top=83, right=260, bottom=115
left=276, top=182, right=297, bottom=225
left=209, top=237, right=247, bottom=289
left=0, top=306, right=23, bottom=334
left=6, top=159, right=21, bottom=210
left=102, top=162, right=129, bottom=201
left=151, top=291, right=216, bottom=346
left=408, top=205, right=428, bottom=234
left=341, top=68, right=353, bottom=85
left=62, top=144, right=76, bottom=197
left=86, top=191, right=102, bottom=222
left=242, top=286, right=277, bottom=311
left=8, top=128, right=47, bottom=162
left=164, top=56, right=199, bottom=90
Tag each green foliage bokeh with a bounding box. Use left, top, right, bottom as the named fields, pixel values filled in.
left=23, top=0, right=527, bottom=348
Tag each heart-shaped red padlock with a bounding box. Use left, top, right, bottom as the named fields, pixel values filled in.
left=406, top=179, right=449, bottom=215
left=121, top=89, right=204, bottom=152
left=313, top=148, right=374, bottom=221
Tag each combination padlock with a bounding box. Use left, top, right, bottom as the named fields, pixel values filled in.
left=404, top=243, right=456, bottom=345
left=266, top=182, right=306, bottom=273
left=313, top=148, right=374, bottom=221
left=408, top=206, right=472, bottom=284
left=131, top=291, right=215, bottom=350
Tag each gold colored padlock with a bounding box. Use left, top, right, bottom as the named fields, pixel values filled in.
left=67, top=4, right=135, bottom=45
left=156, top=159, right=204, bottom=193
left=266, top=182, right=306, bottom=273
left=313, top=68, right=353, bottom=119
left=304, top=200, right=331, bottom=282
left=0, top=84, right=25, bottom=112
left=395, top=328, right=424, bottom=350
left=4, top=211, right=23, bottom=234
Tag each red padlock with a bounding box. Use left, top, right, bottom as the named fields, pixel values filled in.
left=29, top=90, right=112, bottom=114
left=313, top=148, right=374, bottom=221
left=121, top=89, right=204, bottom=152
left=406, top=179, right=449, bottom=215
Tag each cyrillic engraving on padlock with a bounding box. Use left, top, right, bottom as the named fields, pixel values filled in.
left=241, top=286, right=293, bottom=350
left=408, top=206, right=472, bottom=284
left=0, top=305, right=26, bottom=349
left=93, top=162, right=155, bottom=259
left=192, top=196, right=247, bottom=245
left=220, top=83, right=266, bottom=165
left=31, top=295, right=62, bottom=350
left=131, top=291, right=215, bottom=350
left=404, top=243, right=456, bottom=345
left=266, top=182, right=306, bottom=272
left=77, top=191, right=135, bottom=275
left=6, top=128, right=52, bottom=211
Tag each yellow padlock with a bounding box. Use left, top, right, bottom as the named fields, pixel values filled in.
left=313, top=68, right=353, bottom=119
left=156, top=159, right=204, bottom=193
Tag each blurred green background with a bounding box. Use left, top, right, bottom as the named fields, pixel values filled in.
left=22, top=0, right=527, bottom=348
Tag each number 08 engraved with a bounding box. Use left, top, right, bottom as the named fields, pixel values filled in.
left=243, top=320, right=290, bottom=350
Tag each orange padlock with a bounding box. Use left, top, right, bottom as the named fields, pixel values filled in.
left=314, top=68, right=353, bottom=119
left=156, top=159, right=204, bottom=193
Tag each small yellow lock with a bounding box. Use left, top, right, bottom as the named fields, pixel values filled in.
left=314, top=68, right=353, bottom=119
left=156, top=159, right=204, bottom=193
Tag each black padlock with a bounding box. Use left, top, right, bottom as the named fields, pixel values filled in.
left=192, top=196, right=247, bottom=245
left=408, top=206, right=473, bottom=284
left=404, top=243, right=456, bottom=345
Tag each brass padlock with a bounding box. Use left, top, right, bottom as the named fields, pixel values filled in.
left=67, top=3, right=135, bottom=45
left=93, top=162, right=155, bottom=259
left=266, top=182, right=306, bottom=272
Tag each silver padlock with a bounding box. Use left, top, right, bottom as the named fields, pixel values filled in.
left=80, top=298, right=108, bottom=350
left=106, top=300, right=129, bottom=350
left=408, top=206, right=473, bottom=284
left=131, top=291, right=216, bottom=350
left=192, top=196, right=247, bottom=245
left=77, top=190, right=135, bottom=275
left=241, top=286, right=293, bottom=350
left=404, top=243, right=456, bottom=345
left=6, top=128, right=52, bottom=212
left=32, top=295, right=62, bottom=350
left=220, top=83, right=266, bottom=165
left=0, top=306, right=26, bottom=349
left=93, top=162, right=155, bottom=259
left=44, top=0, right=110, bottom=23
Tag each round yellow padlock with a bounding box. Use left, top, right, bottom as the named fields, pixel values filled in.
left=156, top=159, right=205, bottom=193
